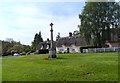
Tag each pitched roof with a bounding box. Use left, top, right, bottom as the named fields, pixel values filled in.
left=37, top=36, right=87, bottom=49
left=56, top=36, right=86, bottom=47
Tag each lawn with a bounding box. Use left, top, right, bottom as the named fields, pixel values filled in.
left=1, top=52, right=118, bottom=81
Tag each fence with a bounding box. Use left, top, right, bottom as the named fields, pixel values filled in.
left=83, top=47, right=120, bottom=53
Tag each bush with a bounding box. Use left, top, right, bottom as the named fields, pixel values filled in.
left=26, top=51, right=31, bottom=55
left=64, top=50, right=68, bottom=53
left=57, top=51, right=63, bottom=54
left=2, top=52, right=11, bottom=56
left=38, top=49, right=49, bottom=54
left=80, top=46, right=102, bottom=53
left=20, top=51, right=26, bottom=55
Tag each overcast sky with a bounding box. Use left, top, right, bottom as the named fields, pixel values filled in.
left=0, top=1, right=86, bottom=45
left=0, top=0, right=119, bottom=45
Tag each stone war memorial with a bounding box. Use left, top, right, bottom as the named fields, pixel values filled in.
left=0, top=40, right=2, bottom=56
left=48, top=22, right=57, bottom=58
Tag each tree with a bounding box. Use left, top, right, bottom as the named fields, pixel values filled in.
left=31, top=31, right=43, bottom=51
left=79, top=2, right=120, bottom=47
left=2, top=41, right=11, bottom=55
left=73, top=25, right=81, bottom=37
left=56, top=32, right=60, bottom=41
left=12, top=44, right=23, bottom=53
left=73, top=30, right=80, bottom=37
left=5, top=38, right=14, bottom=43
left=2, top=39, right=31, bottom=56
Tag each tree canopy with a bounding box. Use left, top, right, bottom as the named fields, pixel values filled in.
left=79, top=2, right=120, bottom=47
left=1, top=40, right=31, bottom=56
left=31, top=31, right=43, bottom=51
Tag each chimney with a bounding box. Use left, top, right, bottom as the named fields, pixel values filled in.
left=69, top=32, right=72, bottom=37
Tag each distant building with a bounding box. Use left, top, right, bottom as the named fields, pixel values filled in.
left=56, top=32, right=87, bottom=53
left=105, top=28, right=120, bottom=48
left=106, top=41, right=119, bottom=48
left=37, top=39, right=56, bottom=50
left=37, top=28, right=120, bottom=53
left=37, top=32, right=87, bottom=53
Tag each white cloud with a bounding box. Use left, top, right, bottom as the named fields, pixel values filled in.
left=0, top=2, right=84, bottom=45
left=0, top=0, right=86, bottom=3
left=14, top=5, right=39, bottom=16
left=0, top=0, right=118, bottom=3
left=52, top=15, right=80, bottom=37
left=8, top=15, right=80, bottom=45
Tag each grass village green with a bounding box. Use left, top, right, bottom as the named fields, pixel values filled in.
left=2, top=52, right=118, bottom=81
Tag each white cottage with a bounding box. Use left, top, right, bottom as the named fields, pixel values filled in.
left=56, top=32, right=87, bottom=53
left=37, top=33, right=87, bottom=53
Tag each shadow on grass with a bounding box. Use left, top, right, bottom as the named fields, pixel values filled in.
left=56, top=57, right=68, bottom=59
left=41, top=57, right=67, bottom=60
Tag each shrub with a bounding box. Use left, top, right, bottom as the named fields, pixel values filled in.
left=26, top=51, right=31, bottom=55
left=38, top=49, right=49, bottom=54
left=20, top=51, right=26, bottom=55
left=57, top=51, right=63, bottom=54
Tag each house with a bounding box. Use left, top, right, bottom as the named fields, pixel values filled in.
left=37, top=39, right=50, bottom=50
left=105, top=28, right=120, bottom=48
left=105, top=41, right=119, bottom=48
left=37, top=38, right=56, bottom=54
left=37, top=32, right=87, bottom=53
left=56, top=32, right=87, bottom=53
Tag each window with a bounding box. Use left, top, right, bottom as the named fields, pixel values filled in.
left=60, top=48, right=64, bottom=52
left=72, top=49, right=75, bottom=52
